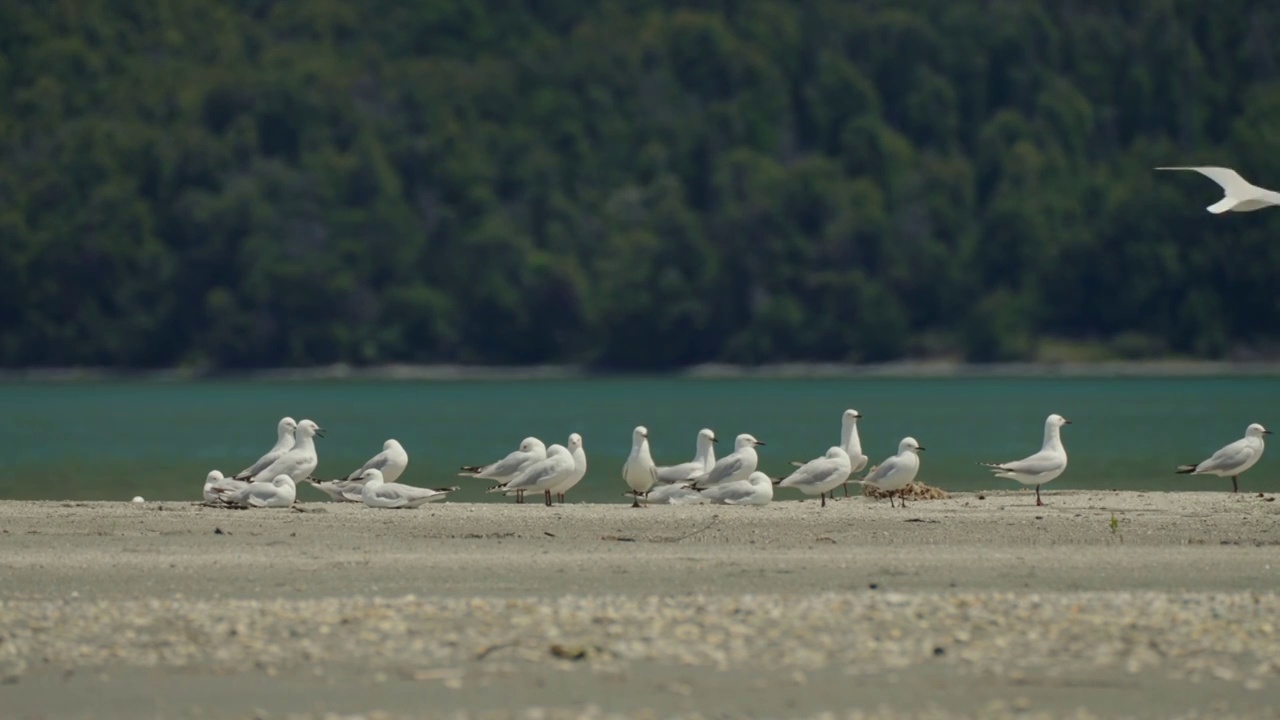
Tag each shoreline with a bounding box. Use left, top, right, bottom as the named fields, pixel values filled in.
left=7, top=359, right=1280, bottom=382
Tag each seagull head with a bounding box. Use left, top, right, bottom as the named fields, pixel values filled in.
left=899, top=437, right=924, bottom=453
left=1247, top=423, right=1272, bottom=438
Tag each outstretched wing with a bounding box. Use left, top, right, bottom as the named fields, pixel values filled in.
left=1156, top=166, right=1252, bottom=194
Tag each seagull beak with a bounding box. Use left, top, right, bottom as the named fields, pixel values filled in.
left=1062, top=419, right=1072, bottom=425
left=315, top=428, right=326, bottom=438
left=1264, top=430, right=1273, bottom=435
left=855, top=412, right=863, bottom=419
left=711, top=436, right=719, bottom=443
left=755, top=440, right=766, bottom=446
left=916, top=446, right=926, bottom=452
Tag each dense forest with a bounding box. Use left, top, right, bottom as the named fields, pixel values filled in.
left=4, top=1, right=1280, bottom=369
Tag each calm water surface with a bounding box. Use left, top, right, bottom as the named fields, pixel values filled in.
left=2, top=377, right=1278, bottom=502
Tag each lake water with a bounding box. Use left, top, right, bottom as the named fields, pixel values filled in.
left=2, top=377, right=1277, bottom=502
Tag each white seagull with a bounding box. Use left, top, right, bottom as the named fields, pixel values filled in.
left=693, top=433, right=765, bottom=488
left=547, top=433, right=587, bottom=504
left=459, top=437, right=547, bottom=484
left=777, top=446, right=853, bottom=507
left=654, top=428, right=718, bottom=484
left=359, top=468, right=458, bottom=508
left=247, top=419, right=323, bottom=484
left=980, top=413, right=1071, bottom=507
left=333, top=439, right=409, bottom=484
left=217, top=475, right=297, bottom=508
left=792, top=409, right=867, bottom=497
left=622, top=426, right=659, bottom=508
left=634, top=482, right=707, bottom=505
left=202, top=470, right=247, bottom=502
left=1156, top=166, right=1280, bottom=213
left=489, top=444, right=576, bottom=506
left=699, top=471, right=773, bottom=506
left=1176, top=423, right=1271, bottom=493
left=859, top=437, right=924, bottom=508
left=232, top=417, right=297, bottom=481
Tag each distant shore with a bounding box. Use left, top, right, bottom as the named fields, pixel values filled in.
left=6, top=359, right=1280, bottom=382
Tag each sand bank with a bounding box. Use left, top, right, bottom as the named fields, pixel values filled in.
left=1, top=492, right=1278, bottom=719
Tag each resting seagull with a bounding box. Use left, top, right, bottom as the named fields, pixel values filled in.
left=1176, top=423, right=1271, bottom=493
left=692, top=433, right=765, bottom=489
left=1156, top=166, right=1280, bottom=213
left=359, top=468, right=458, bottom=508
left=980, top=414, right=1071, bottom=507
left=654, top=428, right=718, bottom=484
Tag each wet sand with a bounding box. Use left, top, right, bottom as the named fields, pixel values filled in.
left=2, top=491, right=1279, bottom=719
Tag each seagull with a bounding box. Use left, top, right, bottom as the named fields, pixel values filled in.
left=547, top=433, right=587, bottom=504
left=202, top=470, right=247, bottom=502
left=1176, top=423, right=1271, bottom=493
left=246, top=419, right=323, bottom=484
left=216, top=475, right=297, bottom=508
left=489, top=444, right=576, bottom=507
left=331, top=439, right=409, bottom=484
left=699, top=471, right=774, bottom=506
left=459, top=437, right=547, bottom=502
left=777, top=446, right=853, bottom=507
left=622, top=426, right=659, bottom=508
left=1156, top=166, right=1280, bottom=213
left=633, top=482, right=708, bottom=505
left=792, top=410, right=866, bottom=497
left=980, top=414, right=1071, bottom=507
left=655, top=428, right=718, bottom=484
left=692, top=433, right=765, bottom=489
left=858, top=437, right=924, bottom=508
left=359, top=468, right=458, bottom=508
left=232, top=417, right=297, bottom=481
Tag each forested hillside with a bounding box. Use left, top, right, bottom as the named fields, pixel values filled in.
left=4, top=1, right=1280, bottom=369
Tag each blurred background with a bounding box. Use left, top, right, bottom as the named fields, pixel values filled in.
left=4, top=0, right=1280, bottom=371
left=3, top=1, right=1280, bottom=500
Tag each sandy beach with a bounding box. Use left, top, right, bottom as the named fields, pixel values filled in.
left=2, top=491, right=1279, bottom=719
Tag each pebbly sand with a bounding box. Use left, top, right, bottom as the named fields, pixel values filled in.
left=1, top=490, right=1279, bottom=719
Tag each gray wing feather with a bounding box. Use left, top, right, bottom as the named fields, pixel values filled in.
left=989, top=450, right=1065, bottom=477
left=1200, top=441, right=1255, bottom=473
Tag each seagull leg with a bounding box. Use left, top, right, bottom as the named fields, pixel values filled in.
left=1232, top=476, right=1239, bottom=493
left=887, top=494, right=895, bottom=509
left=899, top=491, right=907, bottom=508
left=544, top=490, right=552, bottom=507
left=516, top=490, right=524, bottom=504
left=631, top=495, right=642, bottom=508
left=820, top=492, right=826, bottom=508
left=1035, top=485, right=1045, bottom=507
left=557, top=493, right=566, bottom=504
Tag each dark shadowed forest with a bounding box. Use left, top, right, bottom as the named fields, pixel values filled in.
left=4, top=1, right=1280, bottom=370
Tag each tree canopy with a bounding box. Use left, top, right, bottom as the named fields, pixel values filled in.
left=4, top=0, right=1280, bottom=369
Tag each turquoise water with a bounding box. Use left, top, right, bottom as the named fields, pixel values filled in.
left=2, top=377, right=1278, bottom=502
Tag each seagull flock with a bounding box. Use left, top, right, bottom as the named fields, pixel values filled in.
left=200, top=411, right=1270, bottom=510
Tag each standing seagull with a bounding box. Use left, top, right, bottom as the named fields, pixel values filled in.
left=459, top=437, right=547, bottom=502
left=359, top=468, right=458, bottom=508
left=980, top=413, right=1071, bottom=507
left=547, top=433, right=587, bottom=504
left=331, top=439, right=409, bottom=484
left=1176, top=423, right=1271, bottom=493
left=247, top=419, right=323, bottom=484
left=693, top=433, right=765, bottom=488
left=654, top=428, right=718, bottom=484
left=622, top=426, right=659, bottom=508
left=489, top=444, right=576, bottom=506
left=777, top=446, right=852, bottom=507
left=1156, top=167, right=1280, bottom=213
left=232, top=417, right=297, bottom=481
left=794, top=409, right=867, bottom=497
left=859, top=437, right=924, bottom=508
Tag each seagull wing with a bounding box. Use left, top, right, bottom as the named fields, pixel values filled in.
left=983, top=449, right=1065, bottom=477
left=1156, top=166, right=1253, bottom=194
left=1197, top=439, right=1256, bottom=475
